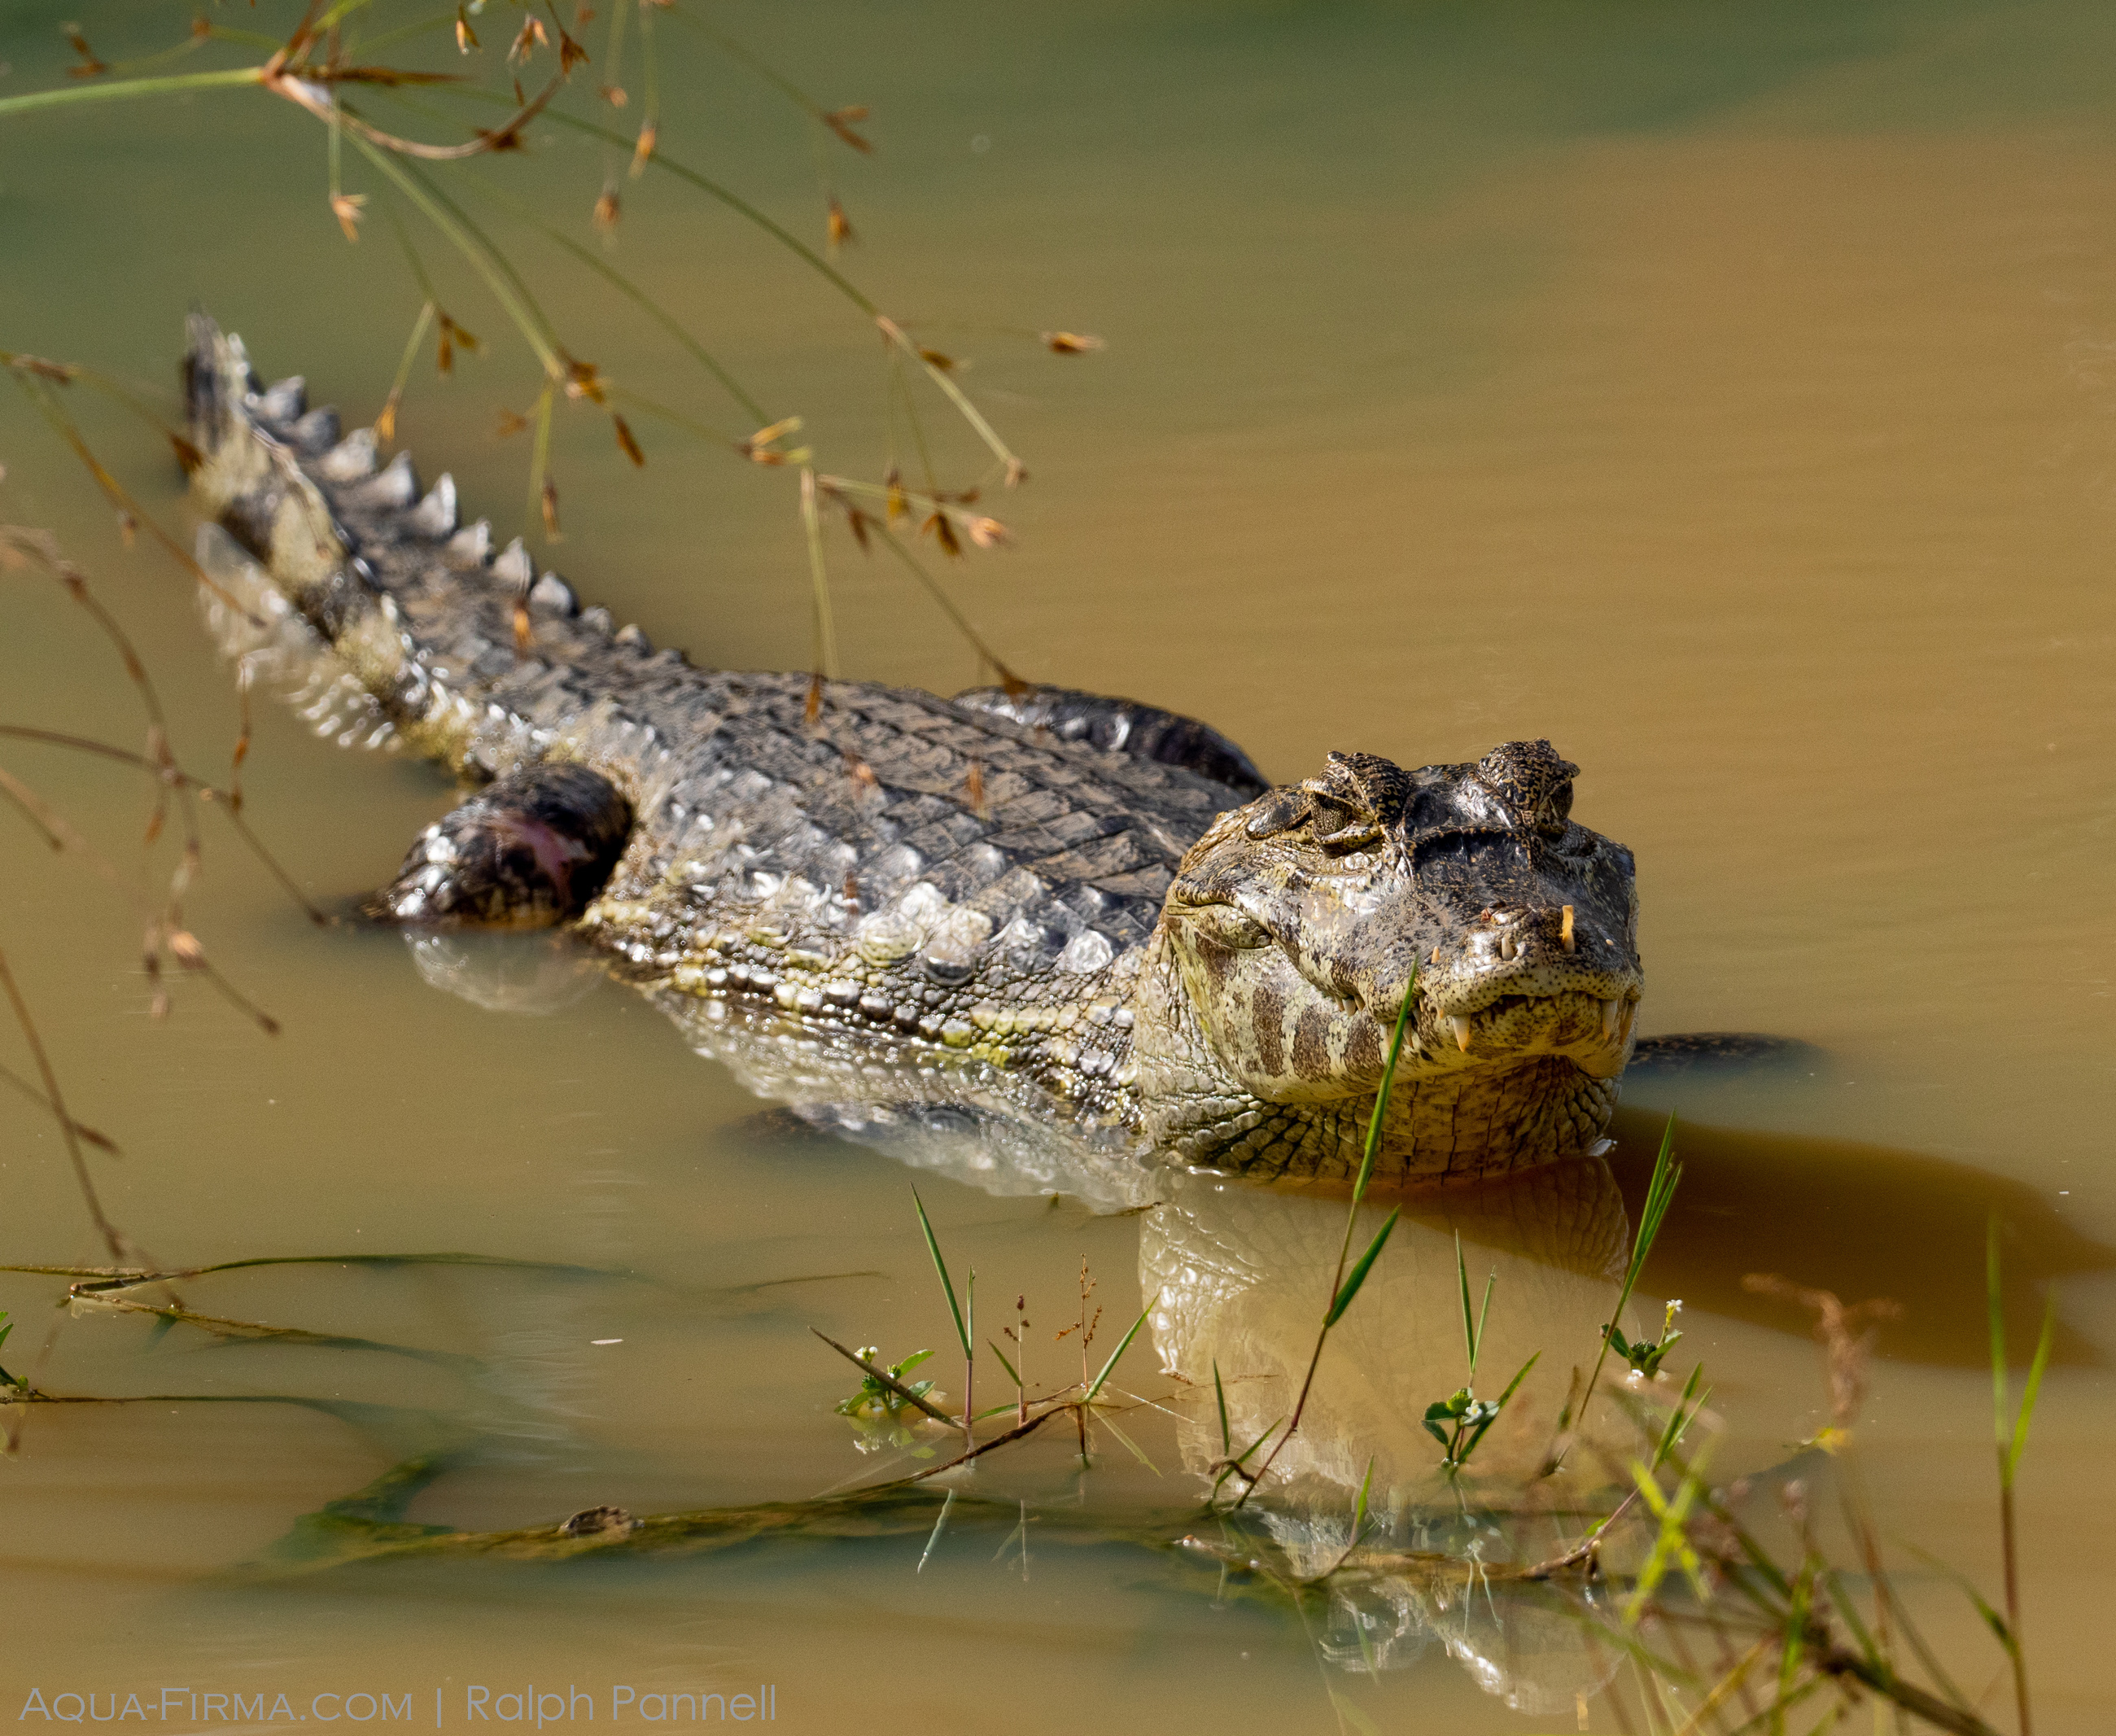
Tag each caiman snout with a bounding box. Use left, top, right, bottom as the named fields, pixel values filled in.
left=1419, top=899, right=1641, bottom=1071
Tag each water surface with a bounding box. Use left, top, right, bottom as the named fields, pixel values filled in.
left=2, top=1, right=2113, bottom=1729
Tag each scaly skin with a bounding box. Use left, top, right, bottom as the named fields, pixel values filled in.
left=183, top=316, right=1643, bottom=1188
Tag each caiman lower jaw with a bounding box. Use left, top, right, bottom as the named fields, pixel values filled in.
left=1432, top=989, right=1637, bottom=1078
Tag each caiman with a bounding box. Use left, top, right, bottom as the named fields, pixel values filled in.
left=183, top=314, right=1668, bottom=1200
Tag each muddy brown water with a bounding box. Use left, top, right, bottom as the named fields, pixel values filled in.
left=2, top=1, right=2114, bottom=1729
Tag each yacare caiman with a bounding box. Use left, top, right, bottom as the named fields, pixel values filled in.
left=182, top=313, right=1768, bottom=1204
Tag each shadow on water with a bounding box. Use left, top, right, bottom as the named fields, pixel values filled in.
left=1602, top=1104, right=2114, bottom=1366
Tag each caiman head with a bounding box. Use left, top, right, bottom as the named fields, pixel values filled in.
left=1132, top=741, right=1642, bottom=1183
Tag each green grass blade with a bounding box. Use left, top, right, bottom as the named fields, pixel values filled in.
left=1083, top=1296, right=1156, bottom=1404
left=1475, top=1270, right=1496, bottom=1380
left=2007, top=1294, right=2057, bottom=1480
left=1213, top=1416, right=1284, bottom=1493
left=0, top=66, right=264, bottom=121
left=1100, top=1414, right=1161, bottom=1475
left=1651, top=1364, right=1708, bottom=1471
left=1350, top=1454, right=1375, bottom=1548
left=1629, top=1112, right=1683, bottom=1287
left=986, top=1340, right=1021, bottom=1388
left=1213, top=1360, right=1231, bottom=1458
left=909, top=1187, right=970, bottom=1358
left=1548, top=1112, right=1681, bottom=1476
left=1496, top=1349, right=1541, bottom=1410
left=1349, top=977, right=1417, bottom=1207
left=1455, top=1231, right=1476, bottom=1372
left=1900, top=1541, right=2017, bottom=1659
left=1777, top=1563, right=1812, bottom=1712
left=1327, top=1207, right=1401, bottom=1327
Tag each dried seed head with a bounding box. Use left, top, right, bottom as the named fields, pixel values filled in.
left=1041, top=330, right=1106, bottom=355
left=823, top=106, right=873, bottom=153
left=1004, top=457, right=1028, bottom=488
left=455, top=5, right=478, bottom=51
left=884, top=465, right=908, bottom=523
left=924, top=511, right=962, bottom=558
left=738, top=415, right=804, bottom=465
left=805, top=671, right=824, bottom=727
left=964, top=516, right=1009, bottom=549
left=826, top=196, right=855, bottom=251
left=612, top=413, right=645, bottom=467
left=495, top=409, right=529, bottom=439
left=512, top=597, right=533, bottom=654
left=630, top=120, right=658, bottom=177
left=540, top=477, right=562, bottom=538
left=599, top=83, right=627, bottom=107
left=63, top=24, right=107, bottom=77
left=593, top=187, right=620, bottom=235
left=918, top=348, right=955, bottom=371
left=330, top=191, right=367, bottom=243
left=564, top=361, right=607, bottom=404
left=509, top=15, right=549, bottom=63
left=374, top=393, right=400, bottom=445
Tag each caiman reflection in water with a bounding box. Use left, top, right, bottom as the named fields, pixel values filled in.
left=1144, top=1160, right=1639, bottom=1710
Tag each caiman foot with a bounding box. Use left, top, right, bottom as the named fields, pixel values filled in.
left=373, top=763, right=632, bottom=928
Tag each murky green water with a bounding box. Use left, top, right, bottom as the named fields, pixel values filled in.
left=2, top=1, right=2114, bottom=1729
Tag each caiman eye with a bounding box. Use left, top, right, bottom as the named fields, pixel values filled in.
left=1183, top=903, right=1272, bottom=950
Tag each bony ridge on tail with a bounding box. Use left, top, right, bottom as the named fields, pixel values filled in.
left=183, top=312, right=1654, bottom=1186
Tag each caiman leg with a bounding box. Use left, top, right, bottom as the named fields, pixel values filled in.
left=373, top=763, right=632, bottom=928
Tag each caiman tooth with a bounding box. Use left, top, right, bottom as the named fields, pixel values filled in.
left=343, top=449, right=417, bottom=509
left=446, top=518, right=492, bottom=564
left=1449, top=1014, right=1474, bottom=1052
left=286, top=406, right=340, bottom=454
left=315, top=426, right=378, bottom=482
left=528, top=572, right=578, bottom=616
left=492, top=537, right=534, bottom=590
left=407, top=473, right=457, bottom=538
left=1599, top=998, right=1620, bottom=1039
left=252, top=375, right=306, bottom=422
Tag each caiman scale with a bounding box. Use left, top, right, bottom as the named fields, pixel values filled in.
left=183, top=316, right=1648, bottom=1195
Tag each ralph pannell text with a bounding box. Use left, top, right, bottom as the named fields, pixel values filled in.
left=16, top=1687, right=780, bottom=1729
